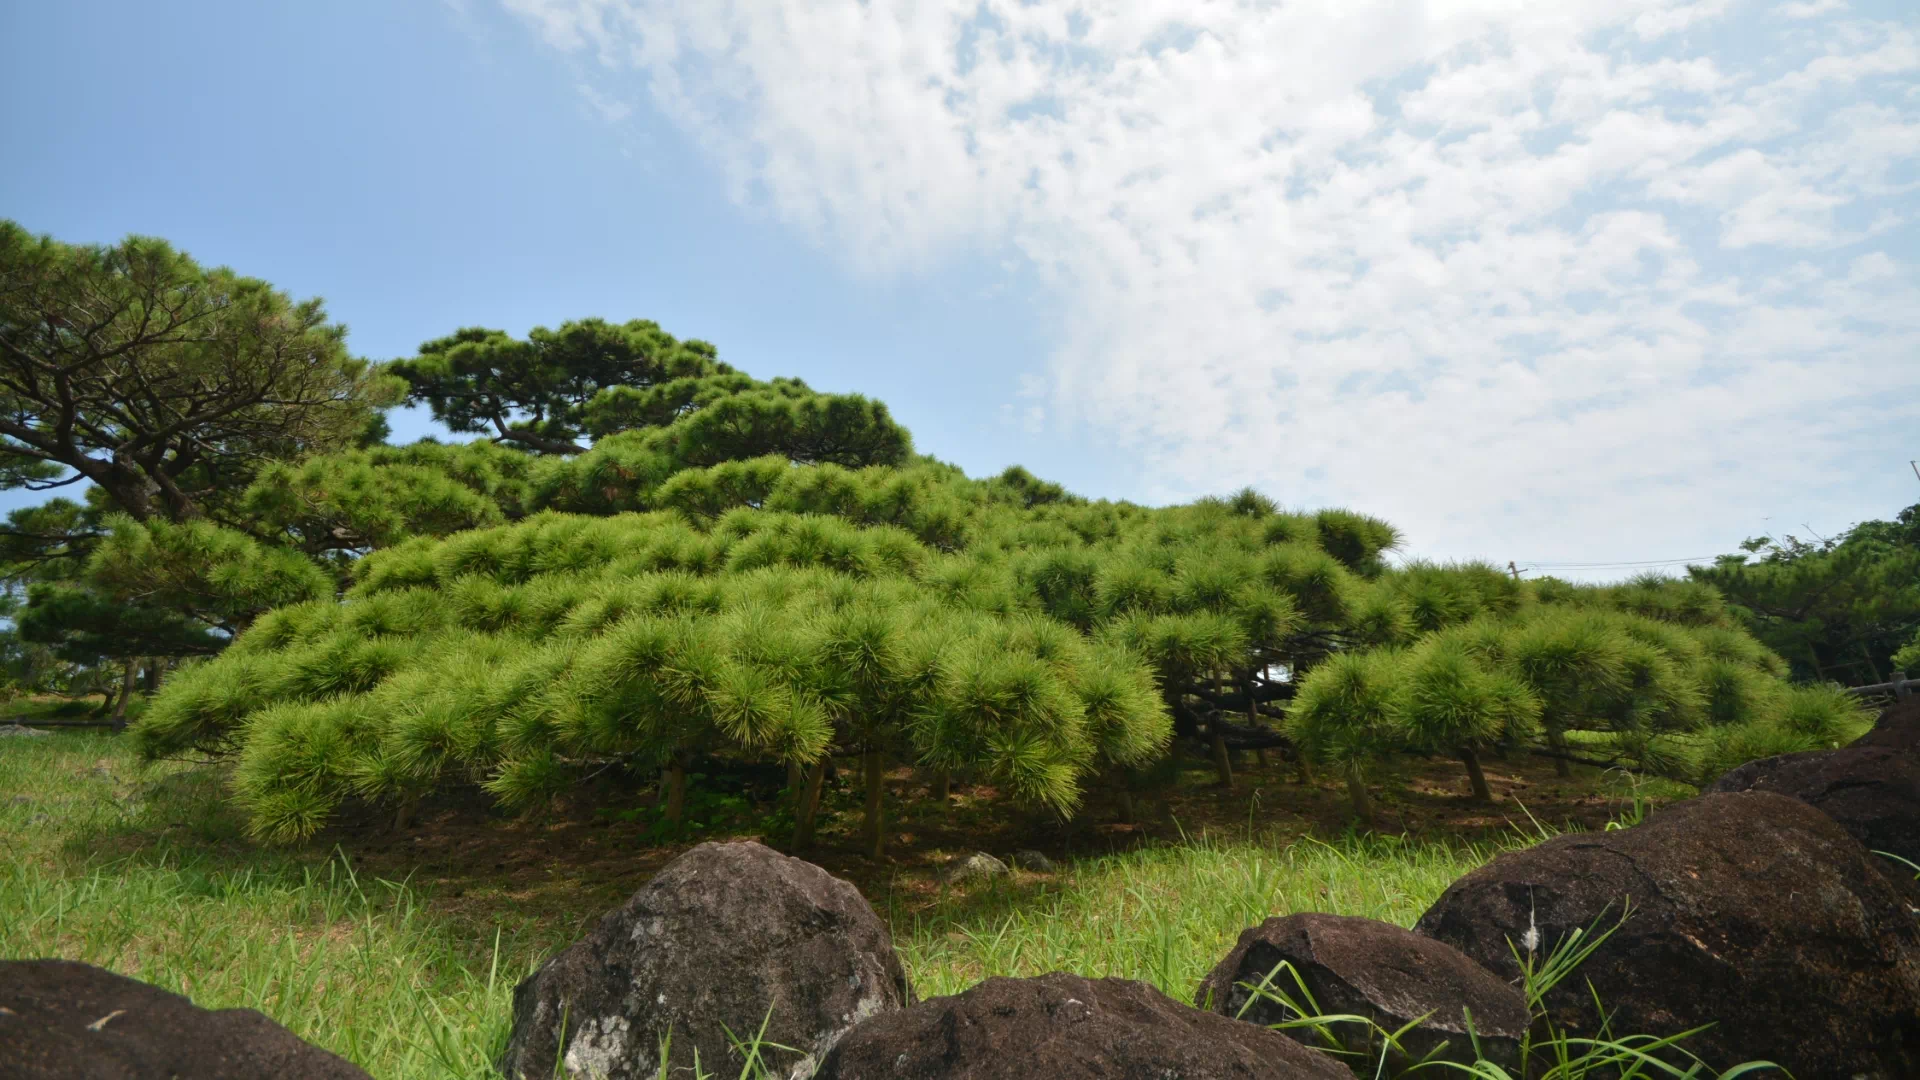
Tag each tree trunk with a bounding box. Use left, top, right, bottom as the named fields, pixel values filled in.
left=1459, top=746, right=1494, bottom=803
left=663, top=756, right=689, bottom=825
left=1860, top=642, right=1885, bottom=685
left=934, top=768, right=951, bottom=806
left=862, top=749, right=886, bottom=860
left=1210, top=729, right=1235, bottom=789
left=792, top=759, right=828, bottom=849
left=109, top=659, right=137, bottom=733
left=1295, top=754, right=1313, bottom=785
left=1807, top=644, right=1828, bottom=682
left=1547, top=729, right=1572, bottom=778
left=1117, top=786, right=1135, bottom=825
left=1344, top=759, right=1373, bottom=827
left=393, top=792, right=420, bottom=832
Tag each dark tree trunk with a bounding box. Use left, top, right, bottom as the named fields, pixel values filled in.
left=1459, top=746, right=1494, bottom=803
left=393, top=792, right=420, bottom=832
left=1210, top=729, right=1235, bottom=789
left=1860, top=642, right=1885, bottom=685
left=1344, top=759, right=1374, bottom=827
left=934, top=768, right=951, bottom=806
left=792, top=759, right=828, bottom=849
left=1547, top=729, right=1572, bottom=778
left=862, top=750, right=886, bottom=860
left=663, top=756, right=689, bottom=825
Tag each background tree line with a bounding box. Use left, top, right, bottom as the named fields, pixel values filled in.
left=2, top=220, right=1907, bottom=848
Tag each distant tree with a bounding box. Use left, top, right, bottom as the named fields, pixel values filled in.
left=1689, top=506, right=1920, bottom=686
left=387, top=318, right=728, bottom=455
left=0, top=220, right=404, bottom=523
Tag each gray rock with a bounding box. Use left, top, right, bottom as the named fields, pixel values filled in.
left=0, top=959, right=372, bottom=1079
left=498, top=840, right=911, bottom=1080
left=812, top=972, right=1351, bottom=1080
left=943, top=852, right=1010, bottom=884
left=1009, top=850, right=1056, bottom=873
left=0, top=724, right=50, bottom=738
left=1195, top=912, right=1529, bottom=1073
left=1415, top=791, right=1920, bottom=1080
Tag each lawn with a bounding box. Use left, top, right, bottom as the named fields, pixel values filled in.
left=1, top=727, right=1671, bottom=1079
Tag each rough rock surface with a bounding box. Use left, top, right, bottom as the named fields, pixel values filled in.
left=1856, top=696, right=1920, bottom=753
left=499, top=840, right=912, bottom=1080
left=1705, top=743, right=1920, bottom=886
left=942, top=852, right=1010, bottom=884
left=1009, top=850, right=1056, bottom=873
left=0, top=959, right=372, bottom=1080
left=1195, top=913, right=1530, bottom=1071
left=811, top=972, right=1351, bottom=1080
left=1414, top=791, right=1920, bottom=1080
left=0, top=723, right=50, bottom=737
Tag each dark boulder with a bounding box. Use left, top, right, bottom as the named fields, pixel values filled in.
left=499, top=840, right=912, bottom=1080
left=1856, top=696, right=1920, bottom=753
left=811, top=972, right=1351, bottom=1080
left=1705, top=743, right=1920, bottom=888
left=1195, top=913, right=1529, bottom=1072
left=0, top=958, right=372, bottom=1080
left=1414, top=791, right=1920, bottom=1080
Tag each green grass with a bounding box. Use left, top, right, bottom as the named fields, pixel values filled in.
left=1, top=731, right=1771, bottom=1079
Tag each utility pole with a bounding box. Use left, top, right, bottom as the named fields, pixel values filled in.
left=1507, top=560, right=1522, bottom=581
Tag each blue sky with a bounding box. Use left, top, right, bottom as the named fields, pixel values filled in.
left=3, top=0, right=1917, bottom=580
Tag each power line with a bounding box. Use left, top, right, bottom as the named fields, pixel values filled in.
left=1521, top=556, right=1724, bottom=569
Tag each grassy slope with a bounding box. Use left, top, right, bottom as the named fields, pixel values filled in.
left=2, top=730, right=1663, bottom=1079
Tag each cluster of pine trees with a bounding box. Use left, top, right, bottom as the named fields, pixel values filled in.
left=0, top=221, right=1885, bottom=849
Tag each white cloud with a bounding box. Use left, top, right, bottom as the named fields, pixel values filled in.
left=1780, top=0, right=1847, bottom=18
left=492, top=0, right=1920, bottom=574
left=575, top=82, right=633, bottom=123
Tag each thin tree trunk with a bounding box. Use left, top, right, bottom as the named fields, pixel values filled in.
left=792, top=759, right=828, bottom=849
left=1459, top=746, right=1494, bottom=803
left=1860, top=642, right=1885, bottom=685
left=934, top=768, right=951, bottom=806
left=1547, top=729, right=1572, bottom=778
left=1117, top=787, right=1135, bottom=825
left=394, top=792, right=420, bottom=832
left=1295, top=754, right=1313, bottom=785
left=663, top=756, right=689, bottom=825
left=1344, top=759, right=1374, bottom=827
left=1209, top=730, right=1235, bottom=789
left=1807, top=644, right=1828, bottom=682
left=862, top=749, right=886, bottom=860
left=109, top=659, right=137, bottom=733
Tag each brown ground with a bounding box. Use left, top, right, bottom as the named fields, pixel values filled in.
left=277, top=749, right=1664, bottom=946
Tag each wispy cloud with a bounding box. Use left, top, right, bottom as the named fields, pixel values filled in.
left=490, top=0, right=1920, bottom=570
left=575, top=82, right=632, bottom=123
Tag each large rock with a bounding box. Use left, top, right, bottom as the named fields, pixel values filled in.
left=1856, top=696, right=1920, bottom=753
left=1414, top=791, right=1920, bottom=1080
left=0, top=959, right=372, bottom=1080
left=811, top=972, right=1351, bottom=1080
left=1194, top=913, right=1530, bottom=1072
left=1705, top=744, right=1920, bottom=886
left=499, top=840, right=912, bottom=1080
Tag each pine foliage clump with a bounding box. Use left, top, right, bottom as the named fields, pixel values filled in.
left=108, top=300, right=1845, bottom=841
